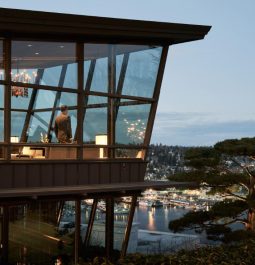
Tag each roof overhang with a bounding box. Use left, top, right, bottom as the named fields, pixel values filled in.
left=0, top=181, right=198, bottom=202
left=0, top=8, right=211, bottom=45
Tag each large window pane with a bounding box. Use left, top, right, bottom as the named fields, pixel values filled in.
left=42, top=65, right=62, bottom=87
left=11, top=111, right=26, bottom=140
left=116, top=103, right=151, bottom=145
left=9, top=201, right=74, bottom=264
left=83, top=105, right=107, bottom=144
left=11, top=87, right=32, bottom=109
left=63, top=63, right=77, bottom=89
left=34, top=89, right=56, bottom=110
left=0, top=40, right=3, bottom=80
left=0, top=84, right=3, bottom=107
left=27, top=112, right=51, bottom=142
left=118, top=45, right=162, bottom=98
left=12, top=41, right=77, bottom=88
left=84, top=44, right=108, bottom=93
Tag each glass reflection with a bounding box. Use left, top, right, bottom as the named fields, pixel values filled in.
left=83, top=106, right=107, bottom=144
left=11, top=87, right=32, bottom=109
left=120, top=46, right=162, bottom=98
left=11, top=111, right=26, bottom=140
left=8, top=201, right=74, bottom=264
left=12, top=41, right=77, bottom=88
left=34, top=89, right=56, bottom=110
left=116, top=103, right=151, bottom=145
left=115, top=149, right=144, bottom=159
left=84, top=44, right=108, bottom=93
left=27, top=112, right=51, bottom=143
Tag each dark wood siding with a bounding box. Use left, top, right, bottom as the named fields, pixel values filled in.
left=0, top=160, right=147, bottom=196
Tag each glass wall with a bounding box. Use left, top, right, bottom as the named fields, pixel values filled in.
left=117, top=45, right=162, bottom=98
left=1, top=40, right=163, bottom=160
left=8, top=201, right=74, bottom=264
left=11, top=41, right=77, bottom=88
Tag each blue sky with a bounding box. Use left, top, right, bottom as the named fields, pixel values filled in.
left=1, top=0, right=254, bottom=146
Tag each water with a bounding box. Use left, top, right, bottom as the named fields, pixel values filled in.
left=134, top=206, right=190, bottom=232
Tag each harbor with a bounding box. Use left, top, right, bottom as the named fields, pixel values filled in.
left=59, top=187, right=221, bottom=253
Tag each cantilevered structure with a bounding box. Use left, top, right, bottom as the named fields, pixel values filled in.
left=0, top=8, right=210, bottom=264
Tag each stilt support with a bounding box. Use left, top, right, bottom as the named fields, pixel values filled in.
left=83, top=198, right=98, bottom=249
left=56, top=200, right=65, bottom=227
left=120, top=195, right=137, bottom=258
left=105, top=197, right=114, bottom=259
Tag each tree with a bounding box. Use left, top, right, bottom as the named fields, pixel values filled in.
left=168, top=137, right=255, bottom=242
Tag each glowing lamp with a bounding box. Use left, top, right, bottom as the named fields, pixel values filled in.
left=10, top=136, right=19, bottom=143
left=95, top=134, right=107, bottom=158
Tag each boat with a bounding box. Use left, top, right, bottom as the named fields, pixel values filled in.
left=114, top=206, right=129, bottom=215
left=151, top=200, right=163, bottom=207
left=139, top=200, right=153, bottom=207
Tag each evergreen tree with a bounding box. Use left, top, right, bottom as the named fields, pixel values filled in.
left=168, top=137, right=255, bottom=242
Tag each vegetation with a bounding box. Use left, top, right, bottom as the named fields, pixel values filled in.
left=74, top=239, right=255, bottom=265
left=168, top=137, right=255, bottom=241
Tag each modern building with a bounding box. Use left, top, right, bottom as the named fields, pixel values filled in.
left=0, top=8, right=210, bottom=264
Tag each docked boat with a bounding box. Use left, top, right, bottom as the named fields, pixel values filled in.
left=139, top=200, right=153, bottom=207
left=151, top=200, right=163, bottom=207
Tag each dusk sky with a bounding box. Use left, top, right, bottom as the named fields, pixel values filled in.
left=1, top=0, right=254, bottom=146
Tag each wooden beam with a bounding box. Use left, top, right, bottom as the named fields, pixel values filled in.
left=76, top=43, right=84, bottom=159
left=3, top=39, right=11, bottom=160
left=108, top=45, right=116, bottom=158
left=143, top=46, right=169, bottom=158
left=83, top=198, right=98, bottom=248
left=74, top=59, right=96, bottom=141
left=56, top=200, right=65, bottom=227
left=120, top=195, right=137, bottom=258
left=115, top=53, right=129, bottom=118
left=105, top=197, right=114, bottom=259
left=20, top=68, right=44, bottom=142
left=47, top=64, right=68, bottom=140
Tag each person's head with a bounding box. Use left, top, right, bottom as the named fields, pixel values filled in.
left=60, top=105, right=68, bottom=115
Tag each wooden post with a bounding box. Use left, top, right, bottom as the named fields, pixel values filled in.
left=83, top=198, right=98, bottom=249
left=120, top=195, right=137, bottom=258
left=105, top=197, right=114, bottom=259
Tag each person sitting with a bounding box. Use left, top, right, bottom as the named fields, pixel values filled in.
left=54, top=105, right=72, bottom=143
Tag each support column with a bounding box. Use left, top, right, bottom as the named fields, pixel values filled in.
left=83, top=198, right=98, bottom=249
left=105, top=197, right=114, bottom=259
left=120, top=195, right=137, bottom=258
left=107, top=45, right=116, bottom=158
left=3, top=39, right=11, bottom=160
left=56, top=200, right=65, bottom=227
left=74, top=200, right=81, bottom=265
left=1, top=206, right=9, bottom=264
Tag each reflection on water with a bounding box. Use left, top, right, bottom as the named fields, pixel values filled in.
left=134, top=205, right=190, bottom=232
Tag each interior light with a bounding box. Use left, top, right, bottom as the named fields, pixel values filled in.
left=59, top=45, right=64, bottom=48
left=95, top=134, right=107, bottom=158
left=27, top=44, right=32, bottom=47
left=35, top=52, right=39, bottom=55
left=10, top=136, right=19, bottom=143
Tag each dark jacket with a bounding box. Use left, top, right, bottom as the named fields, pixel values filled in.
left=54, top=113, right=72, bottom=143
